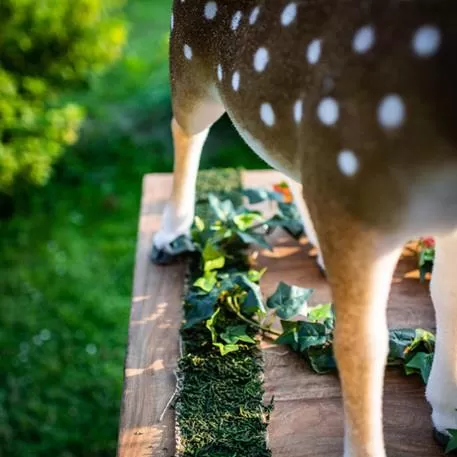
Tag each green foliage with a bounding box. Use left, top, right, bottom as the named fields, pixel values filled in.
left=0, top=0, right=126, bottom=191
left=388, top=328, right=435, bottom=383
left=266, top=282, right=313, bottom=320
left=446, top=429, right=457, bottom=454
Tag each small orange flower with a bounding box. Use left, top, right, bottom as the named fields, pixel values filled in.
left=273, top=182, right=293, bottom=203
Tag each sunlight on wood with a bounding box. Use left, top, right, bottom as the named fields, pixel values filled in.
left=130, top=302, right=168, bottom=325
left=125, top=360, right=165, bottom=378
left=404, top=269, right=431, bottom=281
left=260, top=246, right=302, bottom=258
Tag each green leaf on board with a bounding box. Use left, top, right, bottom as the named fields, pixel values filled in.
left=242, top=188, right=284, bottom=204
left=445, top=429, right=457, bottom=454
left=221, top=325, right=256, bottom=345
left=405, top=351, right=434, bottom=384
left=236, top=275, right=266, bottom=316
left=184, top=288, right=220, bottom=329
left=233, top=212, right=264, bottom=231
left=247, top=268, right=267, bottom=283
left=267, top=282, right=313, bottom=319
left=208, top=193, right=235, bottom=221
left=237, top=230, right=272, bottom=251
left=307, top=303, right=333, bottom=322
left=213, top=342, right=240, bottom=355
left=194, top=271, right=218, bottom=293
left=202, top=241, right=225, bottom=272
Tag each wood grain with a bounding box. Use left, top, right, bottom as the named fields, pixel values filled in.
left=117, top=174, right=185, bottom=457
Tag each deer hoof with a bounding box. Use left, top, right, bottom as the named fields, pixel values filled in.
left=150, top=235, right=196, bottom=265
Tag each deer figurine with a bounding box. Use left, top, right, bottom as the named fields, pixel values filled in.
left=152, top=1, right=457, bottom=456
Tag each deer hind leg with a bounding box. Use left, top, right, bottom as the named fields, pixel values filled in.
left=151, top=79, right=225, bottom=264
left=426, top=231, right=457, bottom=445
left=311, top=205, right=402, bottom=457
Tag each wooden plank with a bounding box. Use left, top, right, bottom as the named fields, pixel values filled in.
left=241, top=170, right=441, bottom=457
left=117, top=174, right=186, bottom=457
left=118, top=170, right=441, bottom=457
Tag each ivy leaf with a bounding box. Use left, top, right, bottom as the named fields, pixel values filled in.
left=203, top=241, right=225, bottom=272
left=296, top=321, right=329, bottom=351
left=213, top=342, right=240, bottom=355
left=233, top=212, right=264, bottom=231
left=194, top=271, right=218, bottom=293
left=405, top=352, right=434, bottom=384
left=247, top=268, right=267, bottom=283
left=236, top=230, right=272, bottom=251
left=277, top=202, right=305, bottom=239
left=221, top=325, right=256, bottom=344
left=267, top=282, right=313, bottom=319
left=276, top=321, right=300, bottom=352
left=194, top=215, right=205, bottom=232
left=184, top=288, right=220, bottom=329
left=388, top=329, right=416, bottom=361
left=208, top=193, right=235, bottom=221
left=242, top=188, right=283, bottom=204
left=445, top=429, right=457, bottom=454
left=307, top=347, right=337, bottom=374
left=206, top=307, right=221, bottom=343
left=276, top=320, right=333, bottom=370
left=236, top=275, right=266, bottom=316
left=307, top=303, right=333, bottom=322
left=407, top=328, right=436, bottom=356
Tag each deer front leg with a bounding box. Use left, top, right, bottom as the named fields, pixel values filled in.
left=426, top=231, right=457, bottom=446
left=152, top=118, right=209, bottom=264
left=314, top=212, right=402, bottom=457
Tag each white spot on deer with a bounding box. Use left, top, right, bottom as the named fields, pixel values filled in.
left=378, top=94, right=405, bottom=128
left=353, top=25, right=375, bottom=53
left=204, top=1, right=218, bottom=20
left=338, top=150, right=359, bottom=176
left=217, top=64, right=223, bottom=81
left=254, top=47, right=269, bottom=72
left=231, top=11, right=243, bottom=30
left=171, top=14, right=174, bottom=31
left=294, top=99, right=303, bottom=124
left=317, top=97, right=339, bottom=126
left=249, top=6, right=260, bottom=25
left=307, top=39, right=322, bottom=64
left=281, top=3, right=297, bottom=27
left=413, top=25, right=441, bottom=57
left=232, top=71, right=240, bottom=91
left=184, top=44, right=193, bottom=60
left=260, top=103, right=275, bottom=127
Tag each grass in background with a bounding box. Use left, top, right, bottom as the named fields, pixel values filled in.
left=0, top=0, right=267, bottom=456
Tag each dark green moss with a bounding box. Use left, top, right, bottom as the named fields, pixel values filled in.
left=176, top=169, right=272, bottom=457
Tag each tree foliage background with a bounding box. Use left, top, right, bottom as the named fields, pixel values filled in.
left=0, top=1, right=261, bottom=456
left=0, top=0, right=126, bottom=192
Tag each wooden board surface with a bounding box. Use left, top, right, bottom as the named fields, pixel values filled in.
left=117, top=175, right=186, bottom=457
left=117, top=170, right=441, bottom=457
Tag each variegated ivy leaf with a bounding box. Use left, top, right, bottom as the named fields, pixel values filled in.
left=267, top=282, right=314, bottom=319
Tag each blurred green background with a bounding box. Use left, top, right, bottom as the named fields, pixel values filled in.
left=0, top=1, right=266, bottom=456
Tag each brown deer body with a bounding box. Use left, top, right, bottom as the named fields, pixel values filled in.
left=153, top=1, right=457, bottom=456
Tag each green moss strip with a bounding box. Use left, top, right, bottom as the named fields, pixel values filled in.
left=175, top=169, right=272, bottom=457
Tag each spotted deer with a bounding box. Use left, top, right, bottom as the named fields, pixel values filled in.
left=152, top=1, right=457, bottom=456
